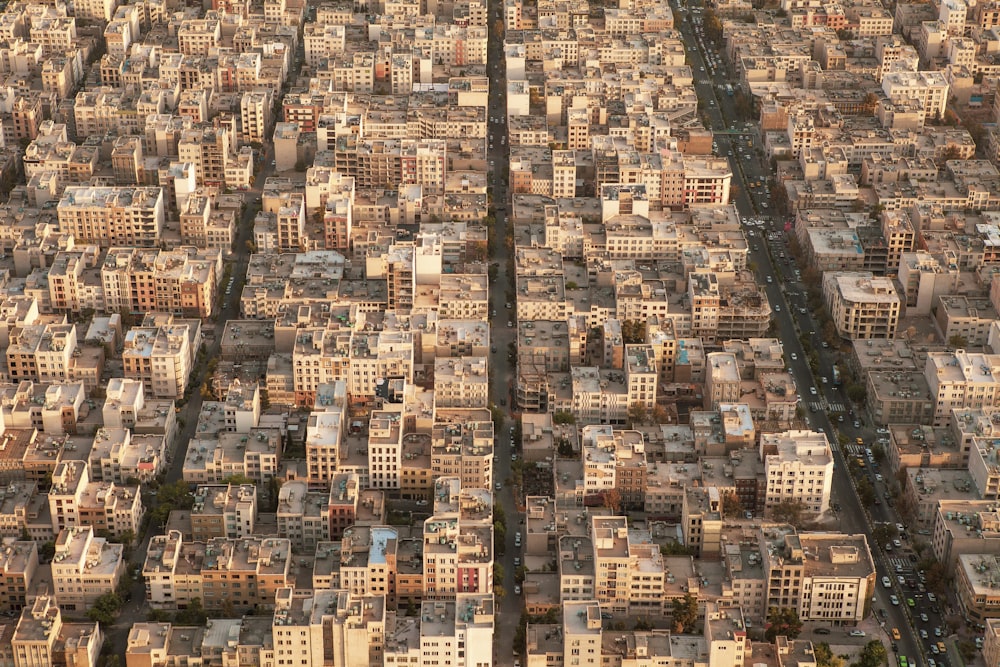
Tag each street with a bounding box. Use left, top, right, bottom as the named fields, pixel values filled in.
left=679, top=1, right=926, bottom=664
left=485, top=3, right=523, bottom=663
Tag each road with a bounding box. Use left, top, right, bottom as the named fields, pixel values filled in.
left=679, top=1, right=925, bottom=664
left=485, top=3, right=523, bottom=664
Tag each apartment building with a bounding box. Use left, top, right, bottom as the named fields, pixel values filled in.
left=182, top=429, right=280, bottom=484
left=50, top=526, right=125, bottom=612
left=305, top=385, right=347, bottom=486
left=189, top=484, right=257, bottom=541
left=122, top=324, right=193, bottom=399
left=430, top=410, right=494, bottom=492
left=49, top=460, right=143, bottom=538
left=7, top=324, right=77, bottom=385
left=276, top=480, right=330, bottom=551
left=57, top=186, right=164, bottom=247
left=13, top=596, right=101, bottom=667
left=759, top=526, right=875, bottom=624
left=925, top=350, right=1000, bottom=426
left=271, top=588, right=387, bottom=667
left=0, top=540, right=37, bottom=613
left=822, top=272, right=901, bottom=340
left=580, top=425, right=647, bottom=507
left=177, top=126, right=234, bottom=188
left=89, top=427, right=167, bottom=484
left=760, top=430, right=834, bottom=516
left=142, top=531, right=293, bottom=611
left=422, top=514, right=493, bottom=600
left=882, top=70, right=949, bottom=120
left=240, top=90, right=273, bottom=145
left=956, top=553, right=1000, bottom=621
left=931, top=501, right=1000, bottom=572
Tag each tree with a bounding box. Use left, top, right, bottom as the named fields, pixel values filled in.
left=494, top=521, right=507, bottom=554
left=948, top=334, right=968, bottom=349
left=856, top=477, right=875, bottom=508
left=601, top=488, right=623, bottom=514
left=856, top=640, right=888, bottom=667
left=494, top=562, right=505, bottom=582
left=87, top=591, right=123, bottom=624
left=553, top=410, right=575, bottom=425
left=671, top=593, right=699, bottom=633
left=621, top=320, right=647, bottom=344
left=175, top=598, right=208, bottom=625
left=652, top=404, right=671, bottom=425
left=722, top=491, right=743, bottom=519
left=627, top=402, right=649, bottom=427
left=765, top=607, right=803, bottom=642
left=814, top=643, right=844, bottom=667
left=660, top=541, right=695, bottom=556
left=769, top=499, right=806, bottom=527
left=846, top=383, right=867, bottom=404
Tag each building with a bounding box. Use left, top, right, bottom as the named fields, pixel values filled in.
left=761, top=430, right=834, bottom=516
left=822, top=272, right=901, bottom=339
left=189, top=484, right=257, bottom=541
left=50, top=526, right=125, bottom=612
left=56, top=186, right=164, bottom=247
left=142, top=531, right=293, bottom=611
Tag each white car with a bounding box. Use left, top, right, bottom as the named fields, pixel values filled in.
left=849, top=630, right=866, bottom=637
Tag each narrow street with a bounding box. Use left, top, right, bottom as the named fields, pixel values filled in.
left=104, top=147, right=276, bottom=658
left=485, top=3, right=523, bottom=662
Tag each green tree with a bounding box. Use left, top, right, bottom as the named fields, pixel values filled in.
left=553, top=410, right=576, bottom=425
left=175, top=597, right=208, bottom=625
left=856, top=640, right=888, bottom=667
left=856, top=477, right=875, bottom=508
left=770, top=499, right=807, bottom=527
left=948, top=334, right=968, bottom=348
left=671, top=593, right=699, bottom=633
left=87, top=592, right=123, bottom=624
left=494, top=562, right=505, bottom=582
left=660, top=541, right=695, bottom=556
left=765, top=607, right=803, bottom=641
left=846, top=383, right=867, bottom=404
left=814, top=643, right=844, bottom=667
left=495, top=521, right=506, bottom=557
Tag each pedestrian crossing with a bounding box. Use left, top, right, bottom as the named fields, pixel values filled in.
left=887, top=557, right=913, bottom=573
left=806, top=400, right=846, bottom=413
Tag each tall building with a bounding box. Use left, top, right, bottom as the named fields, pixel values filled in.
left=760, top=430, right=835, bottom=516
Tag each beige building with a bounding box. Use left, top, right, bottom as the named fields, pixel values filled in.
left=122, top=323, right=194, bottom=399
left=50, top=526, right=125, bottom=612
left=760, top=527, right=875, bottom=624
left=761, top=430, right=835, bottom=516
left=13, top=596, right=101, bottom=667
left=189, top=484, right=257, bottom=541
left=823, top=272, right=901, bottom=339
left=925, top=350, right=1000, bottom=426
left=56, top=186, right=164, bottom=247
left=142, top=531, right=293, bottom=611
